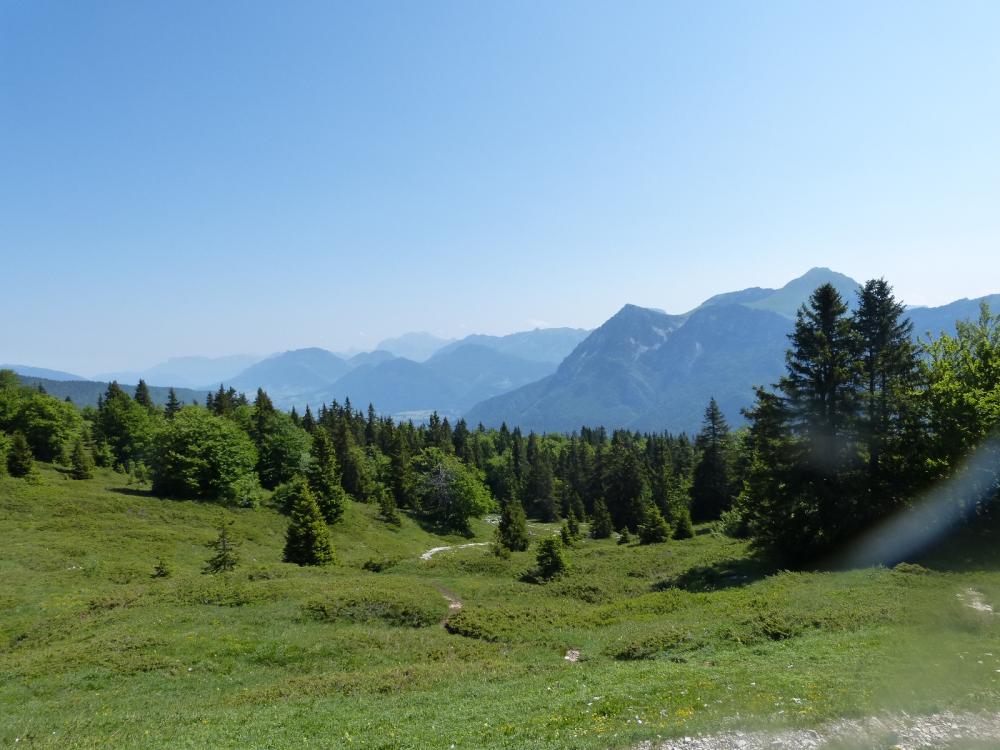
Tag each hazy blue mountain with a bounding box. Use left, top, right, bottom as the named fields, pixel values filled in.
left=16, top=376, right=204, bottom=409
left=311, top=357, right=461, bottom=416
left=465, top=303, right=789, bottom=433
left=423, top=345, right=555, bottom=410
left=97, top=354, right=262, bottom=389
left=298, top=344, right=556, bottom=419
left=908, top=295, right=1000, bottom=339
left=375, top=332, right=454, bottom=362
left=345, top=350, right=397, bottom=369
left=2, top=364, right=86, bottom=381
left=226, top=348, right=349, bottom=402
left=695, top=267, right=861, bottom=319
left=434, top=328, right=591, bottom=364
left=466, top=268, right=998, bottom=434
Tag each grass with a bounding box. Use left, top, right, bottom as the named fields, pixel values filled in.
left=3, top=465, right=1000, bottom=748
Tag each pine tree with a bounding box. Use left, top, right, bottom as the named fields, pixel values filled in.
left=690, top=398, right=733, bottom=521
left=376, top=485, right=402, bottom=526
left=534, top=537, right=566, bottom=580
left=589, top=497, right=614, bottom=538
left=203, top=520, right=239, bottom=574
left=617, top=527, right=631, bottom=545
left=672, top=506, right=695, bottom=539
left=566, top=508, right=581, bottom=540
left=523, top=433, right=557, bottom=520
left=70, top=438, right=94, bottom=480
left=134, top=379, right=155, bottom=411
left=283, top=479, right=336, bottom=566
left=307, top=429, right=346, bottom=524
left=743, top=283, right=865, bottom=561
left=301, top=405, right=316, bottom=433
left=165, top=388, right=182, bottom=419
left=560, top=521, right=574, bottom=547
left=7, top=431, right=34, bottom=478
left=638, top=504, right=670, bottom=544
left=853, top=278, right=922, bottom=513
left=496, top=498, right=530, bottom=551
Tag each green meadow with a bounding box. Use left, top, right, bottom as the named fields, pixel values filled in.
left=3, top=465, right=999, bottom=749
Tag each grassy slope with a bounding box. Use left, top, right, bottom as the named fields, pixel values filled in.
left=2, top=466, right=1000, bottom=749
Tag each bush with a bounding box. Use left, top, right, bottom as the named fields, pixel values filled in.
left=611, top=626, right=704, bottom=660
left=362, top=557, right=398, bottom=573
left=719, top=507, right=750, bottom=539
left=151, top=408, right=259, bottom=502
left=303, top=586, right=443, bottom=628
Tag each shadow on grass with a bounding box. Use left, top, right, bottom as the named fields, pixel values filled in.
left=110, top=486, right=157, bottom=499
left=652, top=555, right=775, bottom=593
left=412, top=514, right=476, bottom=540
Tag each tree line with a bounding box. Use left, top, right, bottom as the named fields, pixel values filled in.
left=1, top=277, right=997, bottom=567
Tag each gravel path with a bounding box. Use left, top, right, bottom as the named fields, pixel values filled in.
left=639, top=711, right=1000, bottom=749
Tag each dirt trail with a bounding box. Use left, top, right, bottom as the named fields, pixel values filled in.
left=640, top=711, right=1000, bottom=750
left=419, top=542, right=488, bottom=560
left=435, top=587, right=463, bottom=628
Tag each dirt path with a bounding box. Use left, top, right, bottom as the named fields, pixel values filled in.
left=640, top=711, right=1000, bottom=749
left=435, top=586, right=463, bottom=628
left=419, top=542, right=488, bottom=560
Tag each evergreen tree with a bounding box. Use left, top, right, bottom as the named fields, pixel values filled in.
left=672, top=506, right=695, bottom=539
left=589, top=497, right=614, bottom=538
left=301, top=405, right=316, bottom=433
left=523, top=433, right=557, bottom=520
left=690, top=398, right=733, bottom=521
left=376, top=485, right=402, bottom=526
left=560, top=521, right=574, bottom=547
left=566, top=508, right=581, bottom=540
left=496, top=498, right=530, bottom=551
left=165, top=388, right=182, bottom=419
left=389, top=429, right=415, bottom=508
left=283, top=479, right=336, bottom=566
left=134, top=379, right=155, bottom=411
left=854, top=279, right=922, bottom=513
left=638, top=504, right=671, bottom=544
left=203, top=520, right=239, bottom=574
left=70, top=437, right=94, bottom=480
left=533, top=537, right=566, bottom=580
left=617, top=527, right=631, bottom=545
left=743, top=283, right=865, bottom=561
left=335, top=419, right=375, bottom=501
left=603, top=447, right=650, bottom=531
left=7, top=431, right=34, bottom=478
left=306, top=429, right=346, bottom=524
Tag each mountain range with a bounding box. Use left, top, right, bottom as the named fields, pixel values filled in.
left=6, top=269, right=997, bottom=433
left=466, top=268, right=1000, bottom=433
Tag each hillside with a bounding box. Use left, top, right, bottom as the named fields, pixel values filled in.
left=3, top=465, right=1000, bottom=748
left=15, top=376, right=205, bottom=408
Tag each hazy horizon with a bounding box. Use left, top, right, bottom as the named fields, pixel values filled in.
left=3, top=2, right=999, bottom=373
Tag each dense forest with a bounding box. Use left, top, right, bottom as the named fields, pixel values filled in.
left=2, top=279, right=998, bottom=566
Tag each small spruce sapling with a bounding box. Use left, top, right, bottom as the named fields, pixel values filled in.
left=203, top=520, right=239, bottom=574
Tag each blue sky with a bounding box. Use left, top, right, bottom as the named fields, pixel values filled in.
left=2, top=1, right=999, bottom=375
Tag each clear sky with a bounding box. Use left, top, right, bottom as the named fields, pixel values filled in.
left=2, top=1, right=999, bottom=375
